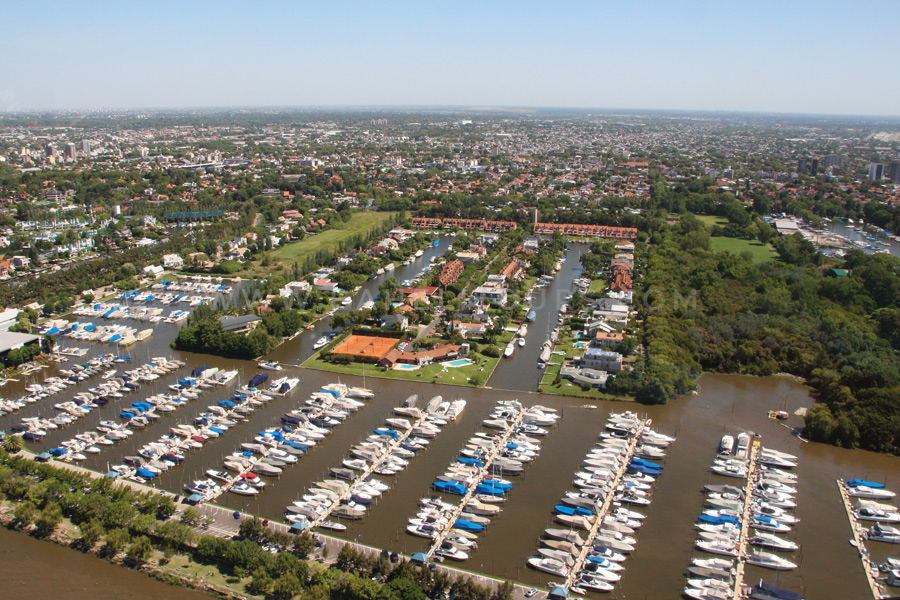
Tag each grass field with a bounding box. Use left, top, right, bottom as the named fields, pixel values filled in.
left=250, top=211, right=398, bottom=273
left=710, top=237, right=777, bottom=264
left=696, top=215, right=728, bottom=227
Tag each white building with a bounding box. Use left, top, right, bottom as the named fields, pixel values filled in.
left=163, top=254, right=184, bottom=269
left=579, top=348, right=623, bottom=372
left=142, top=265, right=165, bottom=278
left=0, top=308, right=21, bottom=332
left=470, top=283, right=507, bottom=306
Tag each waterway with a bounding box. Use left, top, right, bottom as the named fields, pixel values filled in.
left=2, top=242, right=900, bottom=599
left=828, top=221, right=900, bottom=257
left=488, top=243, right=587, bottom=392
left=0, top=526, right=210, bottom=600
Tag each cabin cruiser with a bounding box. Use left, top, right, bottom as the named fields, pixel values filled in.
left=745, top=551, right=798, bottom=570
left=866, top=523, right=900, bottom=544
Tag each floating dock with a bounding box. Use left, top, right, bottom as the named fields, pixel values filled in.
left=732, top=440, right=760, bottom=600
left=564, top=418, right=647, bottom=589
left=836, top=479, right=888, bottom=599
left=426, top=406, right=527, bottom=558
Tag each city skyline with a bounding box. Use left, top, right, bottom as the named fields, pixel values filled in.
left=2, top=0, right=899, bottom=117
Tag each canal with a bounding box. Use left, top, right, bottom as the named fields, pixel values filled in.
left=488, top=243, right=588, bottom=393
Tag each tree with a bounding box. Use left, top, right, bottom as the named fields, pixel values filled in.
left=104, top=527, right=131, bottom=557
left=79, top=518, right=104, bottom=549
left=249, top=567, right=273, bottom=595
left=13, top=500, right=36, bottom=527
left=181, top=506, right=203, bottom=527
left=103, top=500, right=136, bottom=529
left=271, top=573, right=302, bottom=600
left=4, top=435, right=24, bottom=453
left=127, top=535, right=154, bottom=563
left=35, top=501, right=63, bottom=537
left=291, top=531, right=316, bottom=558
left=381, top=577, right=426, bottom=600
left=239, top=516, right=266, bottom=541
left=491, top=581, right=514, bottom=600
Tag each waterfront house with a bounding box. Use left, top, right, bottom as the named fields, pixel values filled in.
left=579, top=347, right=623, bottom=372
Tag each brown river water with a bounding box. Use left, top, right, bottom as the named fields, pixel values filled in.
left=1, top=241, right=897, bottom=599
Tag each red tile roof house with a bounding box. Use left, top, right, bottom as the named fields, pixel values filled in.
left=378, top=343, right=462, bottom=368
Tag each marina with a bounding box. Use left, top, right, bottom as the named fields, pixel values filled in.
left=1, top=302, right=897, bottom=599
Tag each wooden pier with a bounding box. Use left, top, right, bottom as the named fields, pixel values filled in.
left=426, top=407, right=527, bottom=558
left=732, top=440, right=760, bottom=600
left=836, top=479, right=888, bottom=599
left=563, top=419, right=646, bottom=589
left=310, top=412, right=430, bottom=527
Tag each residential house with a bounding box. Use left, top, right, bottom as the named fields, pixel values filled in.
left=378, top=342, right=463, bottom=368
left=499, top=260, right=526, bottom=282
left=314, top=279, right=340, bottom=293
left=217, top=314, right=262, bottom=333
left=142, top=265, right=165, bottom=278
left=448, top=320, right=488, bottom=337
left=560, top=364, right=608, bottom=389
left=579, top=347, right=623, bottom=372
left=593, top=330, right=624, bottom=349
left=382, top=314, right=409, bottom=331
left=470, top=283, right=507, bottom=306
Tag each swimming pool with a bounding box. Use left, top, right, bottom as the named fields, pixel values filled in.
left=446, top=359, right=474, bottom=367
left=394, top=364, right=419, bottom=371
left=574, top=341, right=588, bottom=349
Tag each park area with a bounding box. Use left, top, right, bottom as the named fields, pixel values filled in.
left=246, top=212, right=398, bottom=275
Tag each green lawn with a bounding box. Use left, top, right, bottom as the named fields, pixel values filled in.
left=588, top=279, right=606, bottom=295
left=252, top=211, right=398, bottom=272
left=301, top=330, right=515, bottom=387
left=710, top=237, right=777, bottom=264
left=696, top=215, right=728, bottom=227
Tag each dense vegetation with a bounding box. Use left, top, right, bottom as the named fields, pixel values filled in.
left=172, top=301, right=309, bottom=360
left=611, top=215, right=900, bottom=453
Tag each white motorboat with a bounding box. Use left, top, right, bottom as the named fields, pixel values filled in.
left=745, top=551, right=798, bottom=570
left=259, top=361, right=282, bottom=371
left=313, top=337, right=328, bottom=350
left=849, top=485, right=896, bottom=500
left=854, top=506, right=900, bottom=523
left=749, top=533, right=799, bottom=552
left=527, top=557, right=569, bottom=577
left=866, top=523, right=900, bottom=544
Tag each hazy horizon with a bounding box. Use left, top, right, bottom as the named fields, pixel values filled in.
left=3, top=1, right=899, bottom=117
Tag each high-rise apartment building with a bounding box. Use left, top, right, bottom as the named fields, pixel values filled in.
left=889, top=161, right=900, bottom=184
left=868, top=163, right=885, bottom=180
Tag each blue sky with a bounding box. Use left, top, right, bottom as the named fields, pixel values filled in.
left=2, top=0, right=898, bottom=115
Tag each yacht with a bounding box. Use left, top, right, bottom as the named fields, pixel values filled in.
left=527, top=557, right=569, bottom=577
left=313, top=337, right=329, bottom=350
left=259, top=361, right=282, bottom=371
left=866, top=523, right=900, bottom=544
left=848, top=485, right=896, bottom=500
left=745, top=551, right=798, bottom=571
